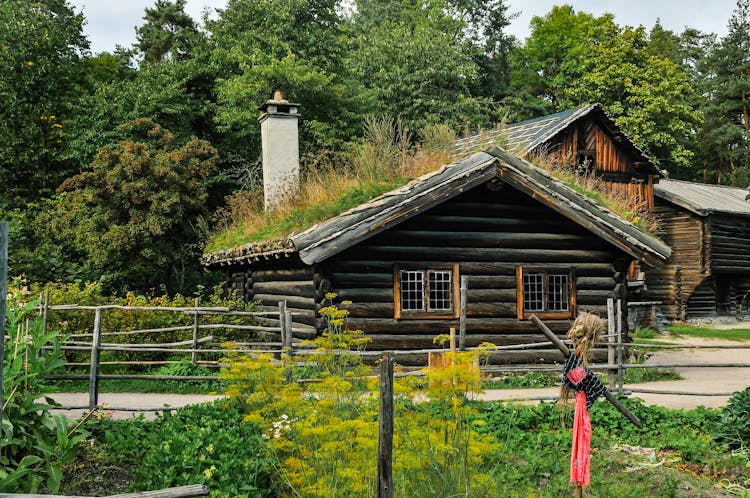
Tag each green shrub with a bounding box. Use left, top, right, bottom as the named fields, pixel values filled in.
left=134, top=401, right=274, bottom=497
left=714, top=387, right=750, bottom=453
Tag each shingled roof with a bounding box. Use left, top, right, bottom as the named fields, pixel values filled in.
left=655, top=179, right=750, bottom=216
left=454, top=103, right=662, bottom=177
left=202, top=147, right=671, bottom=268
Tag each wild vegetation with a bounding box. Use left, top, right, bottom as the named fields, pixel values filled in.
left=2, top=0, right=750, bottom=293
left=54, top=306, right=750, bottom=497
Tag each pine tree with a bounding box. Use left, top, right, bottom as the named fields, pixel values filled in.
left=699, top=0, right=750, bottom=184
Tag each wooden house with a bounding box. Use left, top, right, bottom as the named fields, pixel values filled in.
left=645, top=179, right=750, bottom=320
left=455, top=103, right=664, bottom=212
left=203, top=147, right=670, bottom=362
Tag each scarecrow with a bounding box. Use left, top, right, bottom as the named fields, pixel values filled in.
left=530, top=313, right=642, bottom=497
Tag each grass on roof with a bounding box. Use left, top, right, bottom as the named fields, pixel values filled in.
left=205, top=118, right=656, bottom=254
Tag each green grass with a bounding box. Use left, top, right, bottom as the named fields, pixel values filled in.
left=205, top=180, right=403, bottom=253
left=668, top=323, right=750, bottom=341
left=483, top=368, right=682, bottom=390
left=50, top=377, right=224, bottom=394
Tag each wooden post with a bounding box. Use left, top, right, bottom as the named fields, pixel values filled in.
left=617, top=299, right=624, bottom=394
left=278, top=300, right=287, bottom=350
left=459, top=275, right=468, bottom=351
left=284, top=309, right=293, bottom=383
left=377, top=351, right=394, bottom=498
left=191, top=297, right=200, bottom=365
left=449, top=327, right=456, bottom=354
left=284, top=310, right=293, bottom=349
left=89, top=307, right=103, bottom=410
left=607, top=298, right=616, bottom=389
left=0, top=221, right=8, bottom=432
left=42, top=290, right=49, bottom=337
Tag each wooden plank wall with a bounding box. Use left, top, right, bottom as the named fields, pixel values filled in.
left=325, top=184, right=628, bottom=363
left=556, top=120, right=654, bottom=211
left=644, top=202, right=707, bottom=320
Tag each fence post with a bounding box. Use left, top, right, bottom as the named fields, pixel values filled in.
left=459, top=275, right=468, bottom=352
left=191, top=297, right=200, bottom=365
left=89, top=307, right=103, bottom=410
left=377, top=351, right=394, bottom=498
left=607, top=298, right=616, bottom=389
left=616, top=299, right=624, bottom=394
left=278, top=300, right=287, bottom=350
left=284, top=309, right=294, bottom=383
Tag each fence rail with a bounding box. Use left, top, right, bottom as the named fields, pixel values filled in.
left=32, top=296, right=750, bottom=412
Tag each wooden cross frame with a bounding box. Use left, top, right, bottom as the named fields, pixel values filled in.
left=529, top=314, right=642, bottom=428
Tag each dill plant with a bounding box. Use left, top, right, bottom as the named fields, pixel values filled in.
left=221, top=298, right=505, bottom=497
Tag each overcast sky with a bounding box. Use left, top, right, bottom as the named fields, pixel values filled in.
left=69, top=0, right=738, bottom=55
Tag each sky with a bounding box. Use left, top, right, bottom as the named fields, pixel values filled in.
left=69, top=0, right=739, bottom=55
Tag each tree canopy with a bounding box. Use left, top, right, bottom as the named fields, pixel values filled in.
left=3, top=0, right=749, bottom=293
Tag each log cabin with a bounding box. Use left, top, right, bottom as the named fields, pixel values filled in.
left=455, top=103, right=665, bottom=213
left=203, top=97, right=671, bottom=363
left=645, top=179, right=750, bottom=320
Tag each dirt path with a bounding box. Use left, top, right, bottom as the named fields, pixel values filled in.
left=50, top=393, right=224, bottom=420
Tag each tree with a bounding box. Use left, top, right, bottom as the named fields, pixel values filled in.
left=0, top=0, right=89, bottom=206
left=209, top=0, right=361, bottom=165
left=41, top=120, right=219, bottom=293
left=517, top=5, right=612, bottom=110
left=135, top=0, right=201, bottom=63
left=514, top=6, right=702, bottom=174
left=698, top=0, right=750, bottom=184
left=348, top=0, right=498, bottom=133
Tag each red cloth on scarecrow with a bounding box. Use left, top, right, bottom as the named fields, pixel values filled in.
left=567, top=366, right=592, bottom=487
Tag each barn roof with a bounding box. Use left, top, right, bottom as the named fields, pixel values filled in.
left=655, top=179, right=750, bottom=216
left=202, top=147, right=671, bottom=268
left=454, top=103, right=662, bottom=177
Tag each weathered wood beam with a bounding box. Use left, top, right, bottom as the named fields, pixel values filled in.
left=346, top=246, right=614, bottom=263
left=252, top=280, right=316, bottom=298
left=252, top=268, right=313, bottom=282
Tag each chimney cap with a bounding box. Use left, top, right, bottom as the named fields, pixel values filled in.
left=258, top=90, right=300, bottom=114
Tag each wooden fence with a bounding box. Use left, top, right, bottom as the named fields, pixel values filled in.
left=29, top=295, right=750, bottom=412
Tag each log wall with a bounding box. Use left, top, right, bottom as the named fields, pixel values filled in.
left=227, top=259, right=318, bottom=338
left=710, top=215, right=750, bottom=274
left=644, top=201, right=707, bottom=320
left=324, top=183, right=629, bottom=360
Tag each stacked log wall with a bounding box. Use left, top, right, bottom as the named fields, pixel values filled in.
left=229, top=260, right=318, bottom=338
left=645, top=202, right=707, bottom=320
left=710, top=215, right=750, bottom=274
left=326, top=185, right=628, bottom=363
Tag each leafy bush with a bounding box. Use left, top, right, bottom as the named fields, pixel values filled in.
left=132, top=401, right=274, bottom=497
left=714, top=387, right=750, bottom=453
left=1, top=291, right=87, bottom=493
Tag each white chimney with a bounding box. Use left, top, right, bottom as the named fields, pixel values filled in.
left=259, top=91, right=300, bottom=211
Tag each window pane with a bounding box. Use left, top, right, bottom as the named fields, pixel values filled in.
left=428, top=270, right=452, bottom=311
left=523, top=273, right=544, bottom=312
left=547, top=274, right=569, bottom=311
left=400, top=270, right=424, bottom=311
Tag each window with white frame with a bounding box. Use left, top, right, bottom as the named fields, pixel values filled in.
left=395, top=264, right=459, bottom=318
left=517, top=266, right=575, bottom=319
